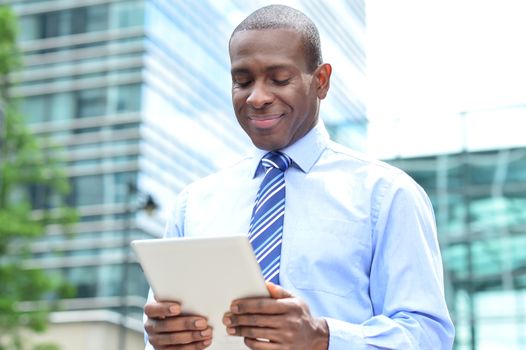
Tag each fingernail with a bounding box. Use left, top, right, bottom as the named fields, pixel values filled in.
left=195, top=319, right=207, bottom=328
left=203, top=339, right=212, bottom=346
left=169, top=305, right=180, bottom=315
left=201, top=328, right=212, bottom=337
left=223, top=316, right=231, bottom=326
left=231, top=304, right=239, bottom=313
left=227, top=327, right=236, bottom=335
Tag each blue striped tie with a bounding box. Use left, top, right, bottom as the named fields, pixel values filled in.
left=249, top=151, right=292, bottom=285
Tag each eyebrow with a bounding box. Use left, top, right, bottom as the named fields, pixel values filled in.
left=231, top=64, right=296, bottom=76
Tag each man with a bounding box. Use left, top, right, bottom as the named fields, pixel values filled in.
left=144, top=5, right=454, bottom=350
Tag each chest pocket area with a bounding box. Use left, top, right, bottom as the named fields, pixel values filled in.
left=285, top=218, right=371, bottom=296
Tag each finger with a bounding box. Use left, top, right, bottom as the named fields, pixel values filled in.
left=150, top=339, right=212, bottom=350
left=145, top=316, right=209, bottom=334
left=231, top=297, right=295, bottom=315
left=226, top=325, right=282, bottom=343
left=170, top=339, right=213, bottom=350
left=148, top=327, right=212, bottom=347
left=266, top=282, right=293, bottom=299
left=244, top=337, right=281, bottom=350
left=184, top=339, right=213, bottom=350
left=144, top=301, right=182, bottom=319
left=223, top=312, right=282, bottom=329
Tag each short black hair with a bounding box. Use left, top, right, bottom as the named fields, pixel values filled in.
left=230, top=4, right=323, bottom=72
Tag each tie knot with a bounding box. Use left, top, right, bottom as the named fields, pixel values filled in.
left=262, top=152, right=292, bottom=172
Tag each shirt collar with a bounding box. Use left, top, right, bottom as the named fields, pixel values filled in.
left=250, top=119, right=329, bottom=178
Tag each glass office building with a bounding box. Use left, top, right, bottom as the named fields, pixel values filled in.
left=385, top=108, right=526, bottom=350
left=7, top=0, right=366, bottom=340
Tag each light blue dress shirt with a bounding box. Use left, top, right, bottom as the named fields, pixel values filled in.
left=146, top=121, right=455, bottom=349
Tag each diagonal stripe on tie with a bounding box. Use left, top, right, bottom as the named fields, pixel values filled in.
left=249, top=151, right=291, bottom=284
left=255, top=181, right=285, bottom=213
left=250, top=198, right=285, bottom=233
left=253, top=226, right=283, bottom=256
left=254, top=175, right=284, bottom=207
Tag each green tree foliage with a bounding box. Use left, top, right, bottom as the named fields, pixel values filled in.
left=0, top=5, right=76, bottom=350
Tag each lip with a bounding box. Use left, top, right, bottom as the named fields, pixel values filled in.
left=248, top=114, right=284, bottom=129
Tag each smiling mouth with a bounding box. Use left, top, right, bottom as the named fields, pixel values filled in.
left=248, top=114, right=284, bottom=129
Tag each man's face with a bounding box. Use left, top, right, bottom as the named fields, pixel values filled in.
left=229, top=28, right=330, bottom=151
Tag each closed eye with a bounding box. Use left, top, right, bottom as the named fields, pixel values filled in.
left=273, top=79, right=290, bottom=86
left=233, top=79, right=252, bottom=88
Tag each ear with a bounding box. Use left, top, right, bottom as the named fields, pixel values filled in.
left=314, top=63, right=332, bottom=99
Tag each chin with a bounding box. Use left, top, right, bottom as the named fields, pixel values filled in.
left=249, top=131, right=292, bottom=151
left=252, top=140, right=287, bottom=151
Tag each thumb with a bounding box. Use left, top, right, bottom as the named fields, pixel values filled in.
left=266, top=282, right=293, bottom=299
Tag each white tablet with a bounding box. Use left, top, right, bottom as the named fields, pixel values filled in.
left=131, top=235, right=269, bottom=350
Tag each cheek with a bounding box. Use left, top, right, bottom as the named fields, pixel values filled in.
left=231, top=96, right=248, bottom=129
left=232, top=92, right=246, bottom=112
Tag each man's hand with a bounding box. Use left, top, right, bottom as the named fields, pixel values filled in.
left=144, top=300, right=213, bottom=349
left=222, top=282, right=329, bottom=350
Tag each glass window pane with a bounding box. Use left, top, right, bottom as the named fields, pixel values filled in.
left=70, top=8, right=87, bottom=35
left=66, top=266, right=97, bottom=298
left=114, top=172, right=136, bottom=203
left=50, top=92, right=74, bottom=121
left=508, top=152, right=526, bottom=183
left=112, top=1, right=144, bottom=29
left=19, top=15, right=39, bottom=41
left=76, top=88, right=106, bottom=118
left=98, top=264, right=121, bottom=297
left=21, top=95, right=47, bottom=123
left=72, top=175, right=103, bottom=206
left=86, top=5, right=108, bottom=32
left=116, top=84, right=141, bottom=113
left=56, top=9, right=72, bottom=36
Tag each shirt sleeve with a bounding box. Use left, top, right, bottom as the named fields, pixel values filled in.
left=324, top=172, right=455, bottom=349
left=144, top=289, right=155, bottom=349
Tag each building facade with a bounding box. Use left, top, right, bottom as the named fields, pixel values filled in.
left=7, top=0, right=366, bottom=347
left=385, top=108, right=526, bottom=350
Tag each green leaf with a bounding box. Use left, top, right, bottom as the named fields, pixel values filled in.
left=0, top=5, right=77, bottom=350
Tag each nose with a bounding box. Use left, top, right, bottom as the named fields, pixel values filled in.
left=246, top=81, right=273, bottom=109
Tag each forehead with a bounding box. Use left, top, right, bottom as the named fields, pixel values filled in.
left=229, top=28, right=308, bottom=72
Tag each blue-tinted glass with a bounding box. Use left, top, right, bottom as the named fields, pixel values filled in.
left=116, top=84, right=141, bottom=112
left=71, top=175, right=103, bottom=206
left=76, top=88, right=106, bottom=118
